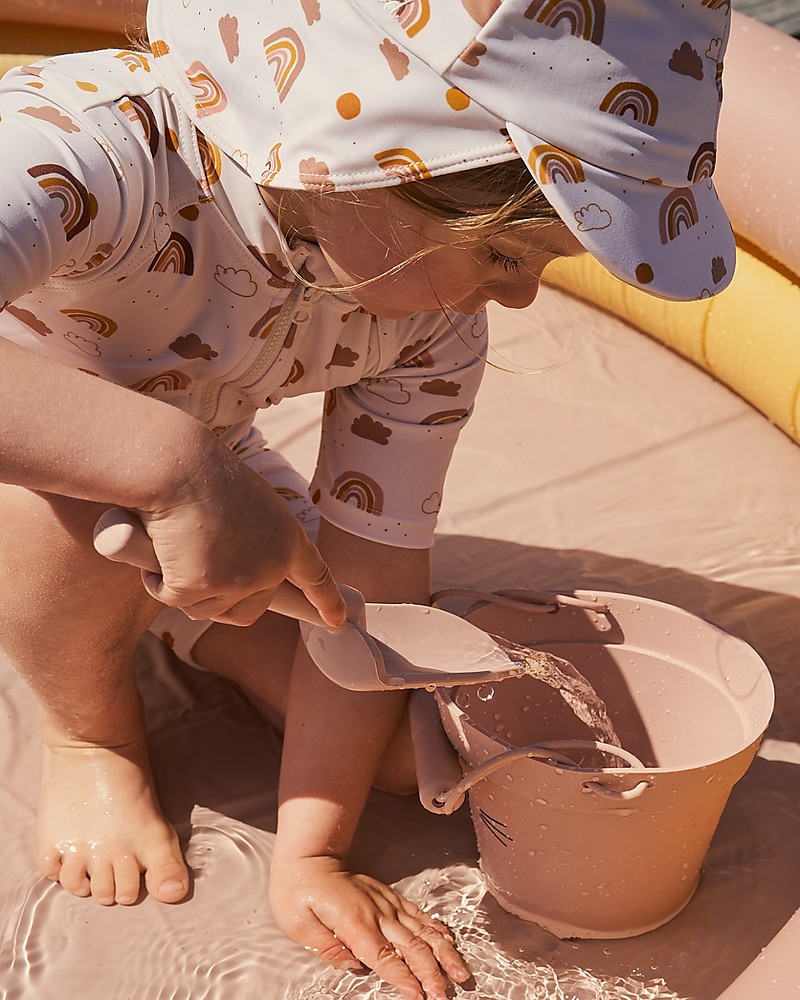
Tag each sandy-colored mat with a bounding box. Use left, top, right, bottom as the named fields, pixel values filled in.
left=1, top=287, right=798, bottom=999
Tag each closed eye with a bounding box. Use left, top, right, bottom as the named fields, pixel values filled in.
left=487, top=246, right=523, bottom=273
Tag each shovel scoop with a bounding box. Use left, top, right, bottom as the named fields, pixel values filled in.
left=92, top=508, right=537, bottom=691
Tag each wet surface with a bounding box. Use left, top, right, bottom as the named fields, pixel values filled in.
left=1, top=287, right=800, bottom=998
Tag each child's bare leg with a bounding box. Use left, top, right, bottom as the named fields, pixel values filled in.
left=0, top=484, right=189, bottom=905
left=192, top=617, right=418, bottom=793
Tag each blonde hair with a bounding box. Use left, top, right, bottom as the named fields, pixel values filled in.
left=387, top=158, right=561, bottom=236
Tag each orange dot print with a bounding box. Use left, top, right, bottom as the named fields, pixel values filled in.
left=336, top=92, right=361, bottom=120
left=445, top=87, right=470, bottom=111
left=77, top=81, right=99, bottom=92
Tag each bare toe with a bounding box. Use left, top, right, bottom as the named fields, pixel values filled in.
left=143, top=846, right=189, bottom=903
left=57, top=856, right=91, bottom=897
left=114, top=856, right=143, bottom=905
left=88, top=862, right=117, bottom=906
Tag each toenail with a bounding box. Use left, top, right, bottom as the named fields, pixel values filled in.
left=160, top=879, right=185, bottom=894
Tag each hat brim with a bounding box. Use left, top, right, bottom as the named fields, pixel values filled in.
left=508, top=124, right=736, bottom=302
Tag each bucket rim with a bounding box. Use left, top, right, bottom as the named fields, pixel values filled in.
left=435, top=587, right=775, bottom=775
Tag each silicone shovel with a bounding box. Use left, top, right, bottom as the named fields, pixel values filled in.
left=92, top=508, right=539, bottom=691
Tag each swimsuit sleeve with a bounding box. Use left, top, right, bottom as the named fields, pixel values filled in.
left=0, top=66, right=143, bottom=310
left=310, top=308, right=488, bottom=548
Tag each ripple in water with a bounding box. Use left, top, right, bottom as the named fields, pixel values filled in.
left=284, top=866, right=686, bottom=1000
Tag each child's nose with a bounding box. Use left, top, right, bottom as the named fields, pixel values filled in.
left=486, top=276, right=541, bottom=310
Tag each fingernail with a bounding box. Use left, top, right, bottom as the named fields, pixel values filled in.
left=453, top=967, right=470, bottom=983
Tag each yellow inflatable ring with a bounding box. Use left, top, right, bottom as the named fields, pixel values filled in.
left=546, top=16, right=800, bottom=446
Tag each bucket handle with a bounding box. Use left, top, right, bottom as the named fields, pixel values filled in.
left=432, top=739, right=649, bottom=815
left=431, top=587, right=610, bottom=615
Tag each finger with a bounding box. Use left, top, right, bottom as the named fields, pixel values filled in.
left=365, top=941, right=426, bottom=1000
left=293, top=915, right=364, bottom=974
left=377, top=918, right=450, bottom=1000
left=139, top=581, right=267, bottom=626
left=396, top=900, right=470, bottom=985
left=288, top=545, right=347, bottom=628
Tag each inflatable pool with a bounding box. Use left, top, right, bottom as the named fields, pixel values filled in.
left=0, top=8, right=798, bottom=999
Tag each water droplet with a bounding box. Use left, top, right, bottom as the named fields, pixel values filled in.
left=477, top=684, right=495, bottom=702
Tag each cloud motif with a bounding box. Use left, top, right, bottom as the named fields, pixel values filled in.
left=64, top=331, right=101, bottom=356
left=170, top=333, right=219, bottom=360
left=214, top=264, right=257, bottom=296
left=218, top=14, right=239, bottom=63
left=351, top=414, right=392, bottom=445
left=711, top=255, right=727, bottom=284
left=326, top=344, right=360, bottom=368
left=421, top=492, right=441, bottom=515
left=152, top=202, right=171, bottom=249
left=231, top=148, right=249, bottom=170
left=379, top=38, right=410, bottom=80
left=459, top=40, right=487, bottom=67
left=420, top=378, right=461, bottom=397
left=574, top=203, right=612, bottom=231
left=20, top=105, right=80, bottom=133
left=462, top=0, right=501, bottom=25
left=4, top=303, right=53, bottom=336
left=301, top=0, right=321, bottom=25
left=365, top=377, right=411, bottom=405
left=669, top=41, right=703, bottom=80
left=299, top=157, right=335, bottom=194
left=706, top=38, right=722, bottom=61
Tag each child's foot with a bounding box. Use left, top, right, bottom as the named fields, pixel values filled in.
left=37, top=735, right=189, bottom=906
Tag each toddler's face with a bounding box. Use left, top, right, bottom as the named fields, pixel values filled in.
left=269, top=188, right=584, bottom=319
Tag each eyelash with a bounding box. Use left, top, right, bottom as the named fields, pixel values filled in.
left=487, top=246, right=523, bottom=273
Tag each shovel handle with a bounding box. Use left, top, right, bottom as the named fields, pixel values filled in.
left=92, top=507, right=365, bottom=628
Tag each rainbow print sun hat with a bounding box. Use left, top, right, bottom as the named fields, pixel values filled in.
left=146, top=0, right=735, bottom=301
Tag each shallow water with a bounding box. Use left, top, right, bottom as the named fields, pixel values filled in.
left=285, top=866, right=687, bottom=1000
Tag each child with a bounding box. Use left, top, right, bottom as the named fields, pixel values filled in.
left=0, top=1, right=734, bottom=998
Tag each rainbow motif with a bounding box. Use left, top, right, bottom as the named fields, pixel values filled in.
left=114, top=50, right=150, bottom=73
left=119, top=96, right=159, bottom=157
left=129, top=370, right=192, bottom=393
left=147, top=233, right=195, bottom=275
left=281, top=359, right=305, bottom=386
left=330, top=472, right=384, bottom=516
left=599, top=82, right=659, bottom=126
left=529, top=145, right=585, bottom=185
left=185, top=61, right=228, bottom=118
left=701, top=0, right=730, bottom=10
left=27, top=163, right=96, bottom=242
left=249, top=304, right=282, bottom=339
left=421, top=409, right=468, bottom=425
left=263, top=28, right=306, bottom=103
left=374, top=147, right=432, bottom=182
left=525, top=0, right=606, bottom=45
left=196, top=131, right=222, bottom=188
left=261, top=142, right=282, bottom=186
left=658, top=187, right=699, bottom=244
left=687, top=141, right=716, bottom=182
left=59, top=309, right=117, bottom=338
left=395, top=0, right=430, bottom=37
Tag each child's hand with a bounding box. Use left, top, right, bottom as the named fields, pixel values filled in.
left=269, top=855, right=470, bottom=1000
left=133, top=438, right=345, bottom=628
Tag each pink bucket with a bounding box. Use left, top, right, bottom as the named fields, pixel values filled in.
left=414, top=590, right=774, bottom=939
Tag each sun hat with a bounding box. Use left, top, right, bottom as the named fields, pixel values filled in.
left=146, top=0, right=735, bottom=301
